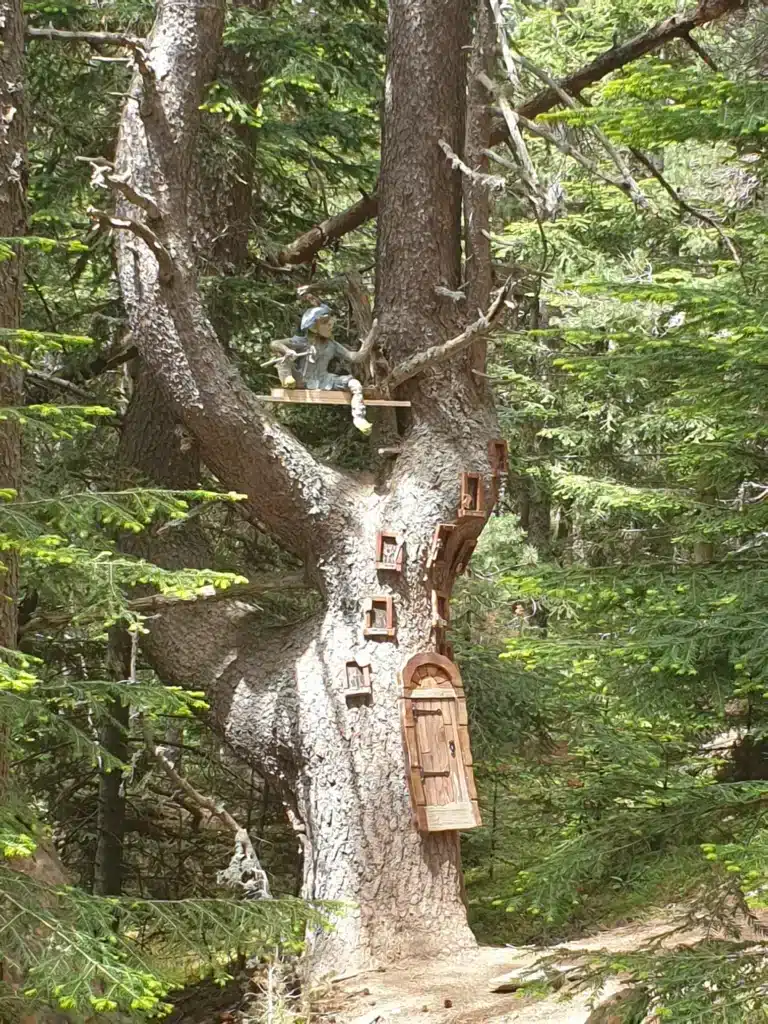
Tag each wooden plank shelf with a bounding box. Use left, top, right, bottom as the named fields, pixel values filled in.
left=259, top=388, right=411, bottom=407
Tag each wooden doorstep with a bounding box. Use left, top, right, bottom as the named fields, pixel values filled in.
left=259, top=388, right=411, bottom=407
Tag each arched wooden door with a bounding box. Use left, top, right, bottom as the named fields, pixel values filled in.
left=400, top=653, right=481, bottom=832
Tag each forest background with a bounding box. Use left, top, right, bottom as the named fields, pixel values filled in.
left=2, top=0, right=768, bottom=1020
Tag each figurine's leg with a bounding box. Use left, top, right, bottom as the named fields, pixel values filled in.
left=276, top=356, right=297, bottom=388
left=331, top=374, right=371, bottom=434
left=347, top=377, right=371, bottom=435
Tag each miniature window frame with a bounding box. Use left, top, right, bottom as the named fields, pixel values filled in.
left=363, top=596, right=396, bottom=639
left=459, top=472, right=485, bottom=518
left=376, top=531, right=404, bottom=572
left=426, top=523, right=454, bottom=571
left=488, top=439, right=509, bottom=477
left=345, top=660, right=373, bottom=701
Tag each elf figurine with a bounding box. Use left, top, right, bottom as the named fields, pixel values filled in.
left=270, top=305, right=372, bottom=434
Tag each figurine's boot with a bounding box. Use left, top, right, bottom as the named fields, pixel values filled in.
left=349, top=379, right=372, bottom=434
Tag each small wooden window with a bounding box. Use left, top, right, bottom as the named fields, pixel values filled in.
left=459, top=472, right=485, bottom=518
left=376, top=531, right=404, bottom=572
left=488, top=439, right=509, bottom=477
left=363, top=596, right=396, bottom=639
left=345, top=661, right=373, bottom=702
left=426, top=523, right=454, bottom=570
left=432, top=590, right=449, bottom=628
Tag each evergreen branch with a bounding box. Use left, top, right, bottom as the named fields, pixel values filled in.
left=20, top=573, right=305, bottom=635
left=628, top=148, right=742, bottom=265
left=25, top=370, right=102, bottom=402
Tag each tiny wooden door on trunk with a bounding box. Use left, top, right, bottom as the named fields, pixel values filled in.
left=400, top=653, right=481, bottom=832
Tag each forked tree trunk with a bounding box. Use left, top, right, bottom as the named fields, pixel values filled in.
left=111, top=0, right=499, bottom=972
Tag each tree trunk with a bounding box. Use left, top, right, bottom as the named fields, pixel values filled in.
left=0, top=0, right=25, bottom=791
left=110, top=0, right=501, bottom=973
left=93, top=631, right=131, bottom=896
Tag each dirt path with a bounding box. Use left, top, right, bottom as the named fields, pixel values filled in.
left=317, top=919, right=732, bottom=1024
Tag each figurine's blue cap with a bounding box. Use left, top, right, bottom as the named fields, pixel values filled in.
left=300, top=304, right=332, bottom=333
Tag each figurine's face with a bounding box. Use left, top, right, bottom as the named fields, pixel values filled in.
left=312, top=315, right=334, bottom=338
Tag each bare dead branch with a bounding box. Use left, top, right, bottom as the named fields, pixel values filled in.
left=509, top=49, right=649, bottom=208
left=106, top=176, right=161, bottom=220
left=26, top=26, right=147, bottom=50
left=476, top=70, right=544, bottom=213
left=77, top=156, right=161, bottom=219
left=143, top=719, right=242, bottom=832
left=438, top=138, right=505, bottom=192
left=383, top=278, right=513, bottom=390
left=270, top=0, right=741, bottom=264
left=275, top=192, right=378, bottom=266
left=335, top=318, right=379, bottom=365
left=89, top=208, right=173, bottom=283
left=435, top=286, right=466, bottom=303
left=512, top=112, right=644, bottom=204
left=25, top=369, right=103, bottom=402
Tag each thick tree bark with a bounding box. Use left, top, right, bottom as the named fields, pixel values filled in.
left=464, top=0, right=496, bottom=368
left=111, top=0, right=502, bottom=972
left=0, top=0, right=25, bottom=791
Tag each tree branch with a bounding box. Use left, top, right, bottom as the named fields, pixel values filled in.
left=511, top=112, right=645, bottom=203
left=26, top=26, right=146, bottom=50
left=629, top=146, right=741, bottom=264
left=383, top=277, right=512, bottom=390
left=89, top=208, right=174, bottom=283
left=275, top=192, right=378, bottom=266
left=508, top=49, right=649, bottom=208
left=438, top=138, right=505, bottom=192
left=142, top=718, right=244, bottom=834
left=272, top=0, right=741, bottom=264
left=25, top=369, right=102, bottom=402
left=682, top=31, right=720, bottom=70
left=19, top=572, right=308, bottom=635
left=113, top=0, right=344, bottom=559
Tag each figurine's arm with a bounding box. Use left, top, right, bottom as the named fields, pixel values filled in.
left=331, top=320, right=378, bottom=365
left=270, top=337, right=299, bottom=358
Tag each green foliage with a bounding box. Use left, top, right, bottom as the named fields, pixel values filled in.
left=0, top=867, right=319, bottom=1020
left=458, top=4, right=768, bottom=1019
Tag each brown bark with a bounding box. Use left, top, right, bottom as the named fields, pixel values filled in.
left=464, top=0, right=496, bottom=323
left=0, top=0, right=26, bottom=792
left=93, top=632, right=131, bottom=897
left=274, top=0, right=742, bottom=266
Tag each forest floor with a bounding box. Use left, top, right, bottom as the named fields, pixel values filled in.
left=319, top=915, right=767, bottom=1024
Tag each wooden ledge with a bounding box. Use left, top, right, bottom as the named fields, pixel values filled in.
left=259, top=388, right=411, bottom=407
